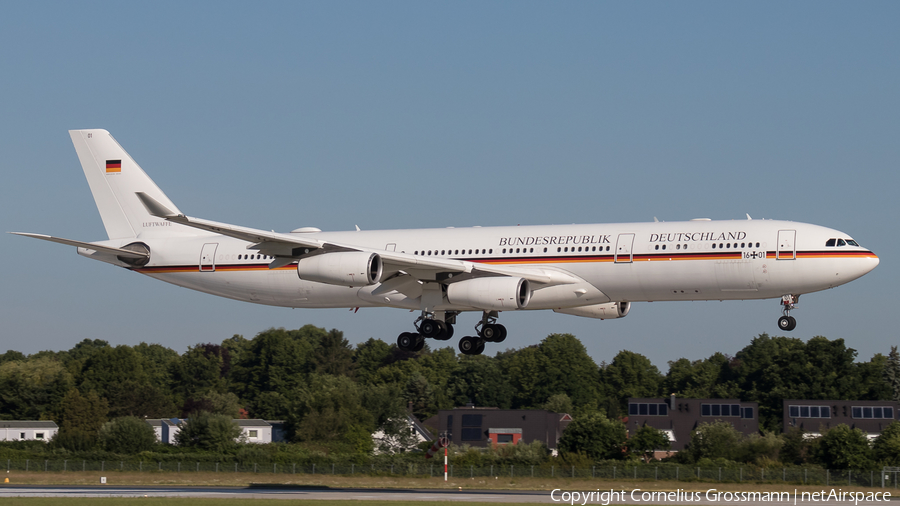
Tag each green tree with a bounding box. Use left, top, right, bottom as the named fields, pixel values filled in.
left=0, top=356, right=73, bottom=420
left=175, top=411, right=242, bottom=451
left=352, top=338, right=392, bottom=385
left=873, top=421, right=900, bottom=466
left=287, top=374, right=374, bottom=445
left=228, top=327, right=318, bottom=408
left=816, top=424, right=874, bottom=469
left=780, top=427, right=818, bottom=465
left=504, top=334, right=602, bottom=411
left=687, top=421, right=743, bottom=462
left=314, top=328, right=353, bottom=376
left=600, top=350, right=662, bottom=413
left=663, top=353, right=730, bottom=399
left=446, top=354, right=513, bottom=409
left=541, top=393, right=574, bottom=414
left=99, top=416, right=157, bottom=454
left=55, top=389, right=108, bottom=451
left=403, top=372, right=436, bottom=421
left=557, top=411, right=627, bottom=460
left=170, top=343, right=232, bottom=402
left=884, top=346, right=900, bottom=402
left=628, top=424, right=670, bottom=462
left=737, top=431, right=783, bottom=464
left=181, top=391, right=243, bottom=418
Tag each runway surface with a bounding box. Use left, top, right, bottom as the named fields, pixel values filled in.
left=0, top=484, right=896, bottom=504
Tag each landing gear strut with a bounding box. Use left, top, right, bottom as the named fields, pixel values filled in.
left=778, top=295, right=799, bottom=331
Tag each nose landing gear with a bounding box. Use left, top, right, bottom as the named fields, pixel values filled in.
left=778, top=294, right=799, bottom=331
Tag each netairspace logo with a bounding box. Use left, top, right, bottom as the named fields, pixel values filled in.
left=549, top=488, right=893, bottom=505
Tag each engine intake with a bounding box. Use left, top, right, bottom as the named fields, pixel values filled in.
left=296, top=252, right=383, bottom=287
left=446, top=277, right=531, bottom=311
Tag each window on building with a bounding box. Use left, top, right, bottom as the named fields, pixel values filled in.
left=497, top=434, right=513, bottom=444
left=789, top=405, right=832, bottom=418
left=19, top=432, right=25, bottom=439
left=850, top=406, right=895, bottom=419
left=248, top=430, right=258, bottom=438
left=741, top=407, right=754, bottom=419
left=628, top=403, right=668, bottom=416
left=701, top=403, right=742, bottom=417
left=447, top=415, right=453, bottom=441
left=461, top=414, right=482, bottom=441
left=35, top=433, right=44, bottom=440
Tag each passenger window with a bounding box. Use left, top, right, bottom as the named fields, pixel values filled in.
left=825, top=239, right=836, bottom=247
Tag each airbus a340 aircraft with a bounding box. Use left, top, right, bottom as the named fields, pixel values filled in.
left=14, top=130, right=879, bottom=355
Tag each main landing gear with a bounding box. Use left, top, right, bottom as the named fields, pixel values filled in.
left=457, top=311, right=507, bottom=356
left=777, top=294, right=799, bottom=331
left=395, top=311, right=507, bottom=356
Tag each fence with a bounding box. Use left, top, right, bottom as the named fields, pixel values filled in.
left=3, top=459, right=900, bottom=488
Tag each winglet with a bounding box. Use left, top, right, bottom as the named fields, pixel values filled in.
left=136, top=192, right=181, bottom=218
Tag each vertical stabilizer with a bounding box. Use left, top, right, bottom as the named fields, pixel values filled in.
left=69, top=129, right=188, bottom=240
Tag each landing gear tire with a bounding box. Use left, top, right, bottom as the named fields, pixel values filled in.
left=458, top=336, right=484, bottom=355
left=397, top=332, right=420, bottom=351
left=778, top=316, right=797, bottom=332
left=494, top=325, right=507, bottom=343
left=420, top=320, right=446, bottom=339
left=480, top=323, right=506, bottom=343
left=412, top=335, right=426, bottom=352
left=439, top=323, right=454, bottom=341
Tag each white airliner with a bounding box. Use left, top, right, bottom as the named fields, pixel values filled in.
left=13, top=130, right=879, bottom=355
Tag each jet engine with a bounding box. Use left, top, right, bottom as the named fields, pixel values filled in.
left=554, top=301, right=630, bottom=319
left=446, top=277, right=531, bottom=311
left=296, top=252, right=383, bottom=287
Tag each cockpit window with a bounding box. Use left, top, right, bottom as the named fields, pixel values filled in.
left=825, top=239, right=836, bottom=247
left=837, top=239, right=846, bottom=247
left=846, top=239, right=859, bottom=246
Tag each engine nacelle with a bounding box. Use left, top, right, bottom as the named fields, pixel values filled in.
left=554, top=301, right=630, bottom=319
left=446, top=277, right=531, bottom=311
left=296, top=252, right=383, bottom=287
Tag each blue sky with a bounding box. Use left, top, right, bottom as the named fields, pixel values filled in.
left=2, top=2, right=897, bottom=370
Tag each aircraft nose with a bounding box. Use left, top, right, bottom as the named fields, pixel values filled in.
left=866, top=252, right=880, bottom=272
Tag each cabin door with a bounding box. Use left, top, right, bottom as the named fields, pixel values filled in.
left=776, top=230, right=796, bottom=260
left=200, top=243, right=218, bottom=272
left=615, top=234, right=634, bottom=263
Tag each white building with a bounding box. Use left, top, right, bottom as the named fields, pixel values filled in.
left=0, top=421, right=58, bottom=442
left=237, top=419, right=272, bottom=443
left=145, top=418, right=182, bottom=444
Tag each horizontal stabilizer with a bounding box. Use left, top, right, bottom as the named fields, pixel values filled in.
left=9, top=232, right=150, bottom=260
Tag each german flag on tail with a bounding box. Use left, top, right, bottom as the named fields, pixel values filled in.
left=106, top=160, right=121, bottom=173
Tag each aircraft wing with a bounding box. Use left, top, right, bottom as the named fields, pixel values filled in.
left=137, top=192, right=579, bottom=287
